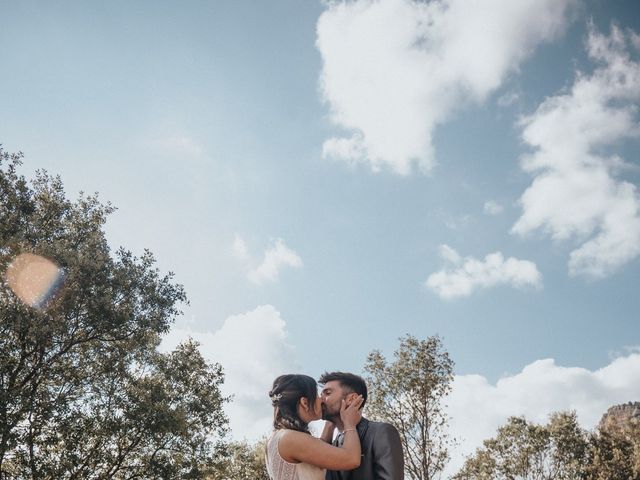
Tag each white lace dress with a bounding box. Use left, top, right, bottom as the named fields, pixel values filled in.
left=265, top=429, right=326, bottom=480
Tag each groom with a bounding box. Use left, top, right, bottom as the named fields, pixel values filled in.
left=319, top=372, right=404, bottom=480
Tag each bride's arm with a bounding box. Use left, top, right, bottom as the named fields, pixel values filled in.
left=320, top=420, right=336, bottom=444
left=279, top=396, right=364, bottom=470
left=280, top=428, right=361, bottom=470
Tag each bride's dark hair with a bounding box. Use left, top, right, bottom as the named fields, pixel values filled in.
left=269, top=374, right=318, bottom=433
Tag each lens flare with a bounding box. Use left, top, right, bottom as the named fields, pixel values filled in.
left=4, top=253, right=65, bottom=309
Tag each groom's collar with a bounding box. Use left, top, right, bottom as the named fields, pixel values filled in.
left=356, top=417, right=370, bottom=438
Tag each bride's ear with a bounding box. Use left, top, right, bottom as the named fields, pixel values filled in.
left=299, top=397, right=310, bottom=411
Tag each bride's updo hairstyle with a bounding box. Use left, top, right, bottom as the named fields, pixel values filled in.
left=269, top=374, right=318, bottom=433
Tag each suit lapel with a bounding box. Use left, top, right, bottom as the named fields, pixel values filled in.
left=343, top=418, right=370, bottom=480
left=357, top=417, right=370, bottom=442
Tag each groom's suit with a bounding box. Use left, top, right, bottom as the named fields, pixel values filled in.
left=326, top=417, right=404, bottom=480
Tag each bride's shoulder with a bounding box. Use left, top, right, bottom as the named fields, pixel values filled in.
left=276, top=428, right=307, bottom=440
left=277, top=429, right=315, bottom=449
left=274, top=429, right=314, bottom=464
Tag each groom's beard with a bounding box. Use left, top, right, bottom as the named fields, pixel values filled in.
left=321, top=404, right=340, bottom=422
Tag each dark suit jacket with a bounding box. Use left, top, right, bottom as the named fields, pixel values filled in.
left=326, top=418, right=404, bottom=480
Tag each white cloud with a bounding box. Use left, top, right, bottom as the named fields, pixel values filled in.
left=317, top=0, right=577, bottom=174
left=439, top=244, right=462, bottom=264
left=160, top=305, right=297, bottom=440
left=232, top=233, right=250, bottom=262
left=483, top=200, right=504, bottom=215
left=497, top=90, right=521, bottom=108
left=321, top=135, right=367, bottom=168
left=447, top=351, right=640, bottom=475
left=248, top=238, right=303, bottom=285
left=426, top=245, right=541, bottom=299
left=512, top=25, right=640, bottom=278
left=232, top=236, right=303, bottom=285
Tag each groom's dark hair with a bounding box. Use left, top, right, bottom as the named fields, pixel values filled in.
left=318, top=371, right=368, bottom=408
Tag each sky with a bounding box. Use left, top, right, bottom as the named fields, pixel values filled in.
left=1, top=0, right=640, bottom=473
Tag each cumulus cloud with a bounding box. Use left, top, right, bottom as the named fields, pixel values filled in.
left=512, top=25, right=640, bottom=278
left=160, top=305, right=297, bottom=440
left=447, top=351, right=640, bottom=475
left=426, top=245, right=541, bottom=299
left=483, top=200, right=504, bottom=215
left=248, top=239, right=303, bottom=285
left=317, top=0, right=577, bottom=174
left=233, top=235, right=303, bottom=285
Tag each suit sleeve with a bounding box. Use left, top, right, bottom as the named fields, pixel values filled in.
left=372, top=423, right=404, bottom=480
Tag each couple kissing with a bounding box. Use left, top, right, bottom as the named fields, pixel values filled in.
left=265, top=372, right=404, bottom=480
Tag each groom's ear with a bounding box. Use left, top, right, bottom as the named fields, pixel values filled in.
left=345, top=392, right=357, bottom=404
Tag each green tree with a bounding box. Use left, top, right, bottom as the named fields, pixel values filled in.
left=364, top=334, right=455, bottom=480
left=0, top=148, right=229, bottom=479
left=211, top=440, right=269, bottom=480
left=453, top=412, right=589, bottom=480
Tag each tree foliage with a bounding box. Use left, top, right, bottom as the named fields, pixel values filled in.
left=364, top=334, right=455, bottom=480
left=0, top=148, right=229, bottom=479
left=454, top=409, right=640, bottom=480
left=210, top=440, right=269, bottom=480
left=453, top=412, right=589, bottom=480
left=586, top=414, right=640, bottom=480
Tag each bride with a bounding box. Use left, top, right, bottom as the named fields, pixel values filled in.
left=265, top=374, right=363, bottom=480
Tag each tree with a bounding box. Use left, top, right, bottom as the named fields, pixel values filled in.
left=0, top=147, right=229, bottom=479
left=211, top=440, right=269, bottom=480
left=586, top=413, right=640, bottom=480
left=453, top=412, right=590, bottom=480
left=364, top=335, right=455, bottom=480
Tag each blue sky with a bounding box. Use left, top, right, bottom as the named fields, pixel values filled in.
left=2, top=0, right=640, bottom=469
